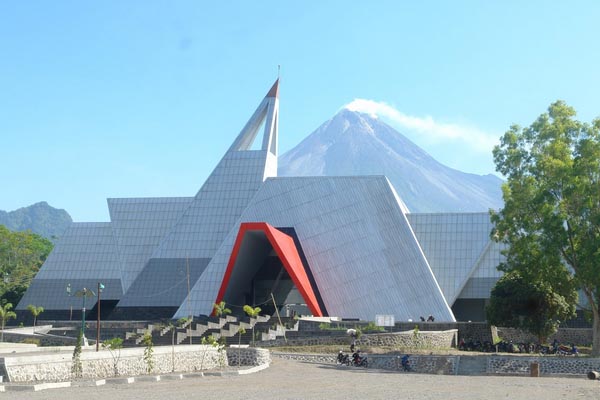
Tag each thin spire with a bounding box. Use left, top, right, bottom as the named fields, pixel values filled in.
left=266, top=78, right=279, bottom=99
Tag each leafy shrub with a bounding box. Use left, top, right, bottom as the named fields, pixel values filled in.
left=362, top=322, right=385, bottom=333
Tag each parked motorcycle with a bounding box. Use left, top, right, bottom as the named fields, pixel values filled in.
left=337, top=350, right=350, bottom=366
left=352, top=350, right=368, bottom=368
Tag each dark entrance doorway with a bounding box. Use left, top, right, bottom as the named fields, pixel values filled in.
left=223, top=234, right=302, bottom=316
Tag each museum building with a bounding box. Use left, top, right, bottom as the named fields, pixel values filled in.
left=17, top=80, right=505, bottom=323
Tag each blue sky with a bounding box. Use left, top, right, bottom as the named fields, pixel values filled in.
left=2, top=1, right=599, bottom=221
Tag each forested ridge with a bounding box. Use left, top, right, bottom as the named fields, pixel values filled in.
left=0, top=201, right=72, bottom=241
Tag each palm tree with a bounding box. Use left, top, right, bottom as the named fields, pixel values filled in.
left=0, top=302, right=17, bottom=342
left=237, top=326, right=246, bottom=366
left=243, top=305, right=261, bottom=346
left=213, top=301, right=231, bottom=317
left=27, top=304, right=44, bottom=331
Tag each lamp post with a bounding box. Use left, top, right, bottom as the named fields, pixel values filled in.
left=66, top=283, right=71, bottom=320
left=96, top=282, right=104, bottom=352
left=67, top=284, right=96, bottom=344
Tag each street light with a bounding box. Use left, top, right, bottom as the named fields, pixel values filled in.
left=66, top=284, right=96, bottom=344
left=96, top=282, right=104, bottom=352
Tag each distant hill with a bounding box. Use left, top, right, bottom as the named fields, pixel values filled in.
left=279, top=109, right=503, bottom=213
left=0, top=202, right=72, bottom=240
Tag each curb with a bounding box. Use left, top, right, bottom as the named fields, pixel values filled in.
left=73, top=379, right=106, bottom=387
left=239, top=362, right=270, bottom=375
left=0, top=363, right=270, bottom=392
left=3, top=382, right=71, bottom=392
left=106, top=377, right=135, bottom=384
left=136, top=375, right=161, bottom=382
left=160, top=374, right=184, bottom=380
left=182, top=372, right=205, bottom=379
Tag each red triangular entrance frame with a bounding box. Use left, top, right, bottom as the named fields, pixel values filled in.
left=215, top=222, right=323, bottom=316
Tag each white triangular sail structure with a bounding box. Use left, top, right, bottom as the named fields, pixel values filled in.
left=228, top=80, right=279, bottom=156
left=115, top=80, right=280, bottom=311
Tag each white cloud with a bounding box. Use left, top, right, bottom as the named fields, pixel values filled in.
left=344, top=99, right=498, bottom=153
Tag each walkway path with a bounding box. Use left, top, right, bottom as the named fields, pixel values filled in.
left=3, top=358, right=599, bottom=400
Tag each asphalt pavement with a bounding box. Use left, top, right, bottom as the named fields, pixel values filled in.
left=3, top=358, right=599, bottom=400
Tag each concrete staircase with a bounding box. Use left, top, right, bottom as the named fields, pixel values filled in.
left=123, top=315, right=276, bottom=347
left=457, top=355, right=488, bottom=375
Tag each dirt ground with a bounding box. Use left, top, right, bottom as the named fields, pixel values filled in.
left=4, top=358, right=600, bottom=400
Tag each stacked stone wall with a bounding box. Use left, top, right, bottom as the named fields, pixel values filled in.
left=297, top=320, right=591, bottom=346
left=225, top=348, right=271, bottom=367
left=371, top=354, right=457, bottom=374
left=273, top=352, right=600, bottom=377
left=298, top=320, right=458, bottom=333
left=260, top=330, right=456, bottom=349
left=456, top=322, right=493, bottom=343
left=0, top=332, right=76, bottom=346
left=359, top=330, right=457, bottom=349
left=1, top=344, right=226, bottom=383
left=488, top=356, right=600, bottom=376
left=272, top=352, right=458, bottom=374
left=395, top=322, right=459, bottom=332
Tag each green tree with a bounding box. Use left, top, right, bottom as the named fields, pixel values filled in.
left=237, top=326, right=246, bottom=367
left=213, top=301, right=231, bottom=317
left=27, top=304, right=44, bottom=330
left=102, top=337, right=123, bottom=376
left=200, top=334, right=220, bottom=371
left=0, top=225, right=53, bottom=305
left=491, top=100, right=600, bottom=355
left=486, top=270, right=576, bottom=343
left=243, top=305, right=261, bottom=346
left=0, top=302, right=17, bottom=341
left=142, top=333, right=154, bottom=373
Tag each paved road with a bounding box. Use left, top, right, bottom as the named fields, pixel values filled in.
left=5, top=358, right=600, bottom=400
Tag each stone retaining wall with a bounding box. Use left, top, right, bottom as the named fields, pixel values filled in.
left=0, top=332, right=77, bottom=347
left=273, top=352, right=600, bottom=377
left=272, top=352, right=458, bottom=374
left=361, top=330, right=457, bottom=349
left=371, top=354, right=458, bottom=374
left=226, top=347, right=271, bottom=367
left=273, top=352, right=336, bottom=364
left=297, top=321, right=591, bottom=346
left=456, top=322, right=493, bottom=343
left=1, top=344, right=226, bottom=383
left=260, top=330, right=457, bottom=349
left=488, top=356, right=600, bottom=376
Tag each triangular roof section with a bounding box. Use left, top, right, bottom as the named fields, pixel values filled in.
left=107, top=197, right=194, bottom=293
left=175, top=176, right=455, bottom=321
left=215, top=222, right=323, bottom=316
left=456, top=239, right=505, bottom=299
left=406, top=213, right=492, bottom=305
left=17, top=223, right=123, bottom=311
